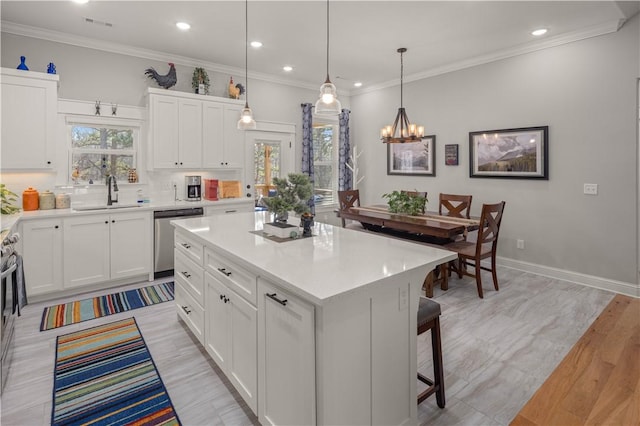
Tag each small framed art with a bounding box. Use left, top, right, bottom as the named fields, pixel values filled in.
left=445, top=144, right=458, bottom=165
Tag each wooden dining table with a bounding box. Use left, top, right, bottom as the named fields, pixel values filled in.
left=338, top=205, right=482, bottom=297
left=339, top=205, right=480, bottom=241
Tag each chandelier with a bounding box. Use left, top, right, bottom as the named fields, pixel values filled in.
left=381, top=48, right=424, bottom=143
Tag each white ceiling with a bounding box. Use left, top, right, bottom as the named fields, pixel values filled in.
left=1, top=1, right=638, bottom=93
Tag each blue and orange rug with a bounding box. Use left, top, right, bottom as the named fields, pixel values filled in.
left=52, top=317, right=181, bottom=426
left=41, top=282, right=174, bottom=331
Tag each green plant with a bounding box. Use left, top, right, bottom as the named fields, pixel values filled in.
left=192, top=67, right=210, bottom=94
left=382, top=190, right=427, bottom=216
left=0, top=184, right=20, bottom=215
left=262, top=173, right=313, bottom=222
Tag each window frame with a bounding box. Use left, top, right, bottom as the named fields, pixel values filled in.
left=66, top=116, right=141, bottom=185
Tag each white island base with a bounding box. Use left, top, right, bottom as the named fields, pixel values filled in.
left=172, top=212, right=456, bottom=425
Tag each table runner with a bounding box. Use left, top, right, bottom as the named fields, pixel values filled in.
left=350, top=206, right=480, bottom=227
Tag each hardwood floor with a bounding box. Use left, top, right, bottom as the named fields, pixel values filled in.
left=511, top=294, right=640, bottom=426
left=0, top=269, right=621, bottom=425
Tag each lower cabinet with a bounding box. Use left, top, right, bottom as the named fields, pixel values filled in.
left=20, top=211, right=152, bottom=297
left=21, top=218, right=63, bottom=296
left=205, top=271, right=258, bottom=414
left=257, top=278, right=316, bottom=426
left=175, top=281, right=205, bottom=344
left=64, top=212, right=151, bottom=288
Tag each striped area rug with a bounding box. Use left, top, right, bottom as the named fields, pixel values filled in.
left=52, top=317, right=181, bottom=426
left=41, top=282, right=174, bottom=331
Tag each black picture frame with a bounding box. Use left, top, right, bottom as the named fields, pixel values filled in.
left=387, top=135, right=436, bottom=176
left=445, top=144, right=459, bottom=166
left=469, top=126, right=548, bottom=179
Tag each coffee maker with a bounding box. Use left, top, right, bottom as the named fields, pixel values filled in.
left=185, top=176, right=202, bottom=201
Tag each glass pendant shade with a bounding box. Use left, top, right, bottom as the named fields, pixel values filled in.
left=315, top=78, right=341, bottom=116
left=237, top=103, right=256, bottom=130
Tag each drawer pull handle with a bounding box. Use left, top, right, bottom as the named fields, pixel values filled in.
left=181, top=243, right=191, bottom=249
left=181, top=305, right=191, bottom=314
left=266, top=293, right=287, bottom=306
left=217, top=267, right=232, bottom=277
left=182, top=271, right=191, bottom=278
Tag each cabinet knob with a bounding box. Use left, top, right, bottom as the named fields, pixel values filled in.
left=54, top=225, right=59, bottom=229
left=105, top=221, right=109, bottom=224
left=175, top=162, right=179, bottom=165
left=180, top=162, right=183, bottom=165
left=224, top=296, right=229, bottom=303
left=266, top=293, right=288, bottom=306
left=47, top=161, right=51, bottom=165
left=112, top=220, right=115, bottom=223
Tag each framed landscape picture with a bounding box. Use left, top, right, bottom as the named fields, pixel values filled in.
left=387, top=135, right=436, bottom=176
left=469, top=126, right=548, bottom=179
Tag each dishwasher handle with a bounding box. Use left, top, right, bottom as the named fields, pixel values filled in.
left=153, top=207, right=203, bottom=219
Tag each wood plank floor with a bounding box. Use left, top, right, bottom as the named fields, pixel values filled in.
left=0, top=269, right=620, bottom=425
left=511, top=294, right=640, bottom=426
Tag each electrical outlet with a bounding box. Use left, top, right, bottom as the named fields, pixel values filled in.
left=517, top=239, right=525, bottom=249
left=584, top=183, right=598, bottom=195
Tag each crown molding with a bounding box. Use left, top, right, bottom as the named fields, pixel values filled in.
left=354, top=19, right=625, bottom=95
left=1, top=21, right=332, bottom=95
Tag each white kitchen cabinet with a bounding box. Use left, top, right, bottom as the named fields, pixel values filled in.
left=148, top=88, right=245, bottom=170
left=109, top=211, right=152, bottom=280
left=63, top=215, right=111, bottom=288
left=203, top=102, right=246, bottom=169
left=175, top=280, right=205, bottom=344
left=64, top=211, right=151, bottom=288
left=204, top=199, right=253, bottom=216
left=205, top=271, right=258, bottom=415
left=1, top=68, right=58, bottom=170
left=20, top=218, right=63, bottom=296
left=257, top=278, right=315, bottom=426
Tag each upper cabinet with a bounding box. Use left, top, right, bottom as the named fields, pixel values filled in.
left=147, top=88, right=245, bottom=170
left=1, top=68, right=58, bottom=170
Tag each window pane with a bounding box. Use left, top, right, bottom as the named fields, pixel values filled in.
left=71, top=126, right=133, bottom=150
left=71, top=153, right=134, bottom=182
left=313, top=164, right=334, bottom=204
left=312, top=126, right=333, bottom=162
left=254, top=142, right=281, bottom=199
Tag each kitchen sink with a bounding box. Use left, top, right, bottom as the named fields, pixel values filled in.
left=73, top=204, right=143, bottom=211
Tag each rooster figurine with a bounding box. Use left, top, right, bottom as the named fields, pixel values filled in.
left=228, top=76, right=245, bottom=99
left=145, top=62, right=177, bottom=89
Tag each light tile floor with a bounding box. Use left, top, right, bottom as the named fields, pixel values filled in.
left=0, top=268, right=614, bottom=425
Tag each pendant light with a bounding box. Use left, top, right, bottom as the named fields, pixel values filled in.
left=380, top=48, right=424, bottom=143
left=237, top=0, right=256, bottom=130
left=314, top=0, right=341, bottom=116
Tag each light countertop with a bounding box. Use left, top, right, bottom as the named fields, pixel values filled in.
left=171, top=211, right=457, bottom=305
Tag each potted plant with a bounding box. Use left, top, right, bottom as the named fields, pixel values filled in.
left=382, top=190, right=427, bottom=215
left=192, top=67, right=210, bottom=94
left=262, top=173, right=313, bottom=237
left=0, top=184, right=20, bottom=215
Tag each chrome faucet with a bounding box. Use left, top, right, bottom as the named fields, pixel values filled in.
left=106, top=175, right=119, bottom=206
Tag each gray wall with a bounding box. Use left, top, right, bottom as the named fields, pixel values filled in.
left=351, top=14, right=639, bottom=287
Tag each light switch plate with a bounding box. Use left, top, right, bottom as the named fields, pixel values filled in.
left=584, top=183, right=598, bottom=195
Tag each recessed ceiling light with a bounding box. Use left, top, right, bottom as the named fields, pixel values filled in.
left=531, top=28, right=547, bottom=36
left=283, top=66, right=293, bottom=72
left=354, top=82, right=363, bottom=88
left=72, top=0, right=89, bottom=4
left=176, top=22, right=191, bottom=31
left=250, top=41, right=263, bottom=48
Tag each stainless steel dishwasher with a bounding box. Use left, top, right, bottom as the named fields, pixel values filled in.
left=154, top=207, right=203, bottom=278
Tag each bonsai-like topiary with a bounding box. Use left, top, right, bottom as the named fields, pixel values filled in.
left=263, top=173, right=313, bottom=222
left=382, top=190, right=427, bottom=216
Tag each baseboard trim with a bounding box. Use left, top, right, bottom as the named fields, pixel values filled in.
left=496, top=256, right=640, bottom=298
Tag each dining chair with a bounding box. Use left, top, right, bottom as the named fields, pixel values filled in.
left=444, top=201, right=506, bottom=298
left=439, top=193, right=472, bottom=218
left=337, top=189, right=364, bottom=229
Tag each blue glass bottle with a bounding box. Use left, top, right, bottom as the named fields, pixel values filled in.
left=17, top=56, right=29, bottom=70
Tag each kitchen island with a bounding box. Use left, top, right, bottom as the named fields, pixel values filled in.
left=171, top=211, right=456, bottom=425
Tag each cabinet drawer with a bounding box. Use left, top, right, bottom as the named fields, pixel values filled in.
left=205, top=247, right=257, bottom=306
left=175, top=282, right=204, bottom=344
left=175, top=251, right=204, bottom=306
left=175, top=230, right=204, bottom=265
